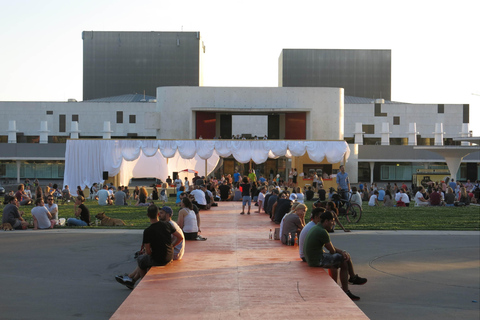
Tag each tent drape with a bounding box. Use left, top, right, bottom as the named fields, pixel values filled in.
left=63, top=140, right=350, bottom=193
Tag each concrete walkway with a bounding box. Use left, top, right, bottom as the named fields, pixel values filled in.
left=111, top=201, right=368, bottom=319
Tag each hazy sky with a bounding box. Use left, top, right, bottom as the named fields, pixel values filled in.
left=1, top=0, right=479, bottom=135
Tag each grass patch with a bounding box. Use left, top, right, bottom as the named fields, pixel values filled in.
left=4, top=199, right=479, bottom=231
left=303, top=201, right=480, bottom=231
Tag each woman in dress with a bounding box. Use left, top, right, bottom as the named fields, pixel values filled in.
left=177, top=197, right=199, bottom=240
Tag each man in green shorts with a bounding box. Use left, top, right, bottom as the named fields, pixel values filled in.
left=303, top=211, right=367, bottom=300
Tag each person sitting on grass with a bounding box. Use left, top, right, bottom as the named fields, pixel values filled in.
left=135, top=187, right=149, bottom=206
left=303, top=211, right=367, bottom=301
left=176, top=186, right=185, bottom=205
left=444, top=187, right=455, bottom=207
left=429, top=188, right=442, bottom=206
left=97, top=185, right=112, bottom=206
left=457, top=187, right=470, bottom=206
left=415, top=187, right=429, bottom=207
left=395, top=188, right=410, bottom=207
left=31, top=198, right=55, bottom=230
left=368, top=190, right=379, bottom=207
left=350, top=187, right=362, bottom=208
left=115, top=205, right=184, bottom=289
left=67, top=195, right=90, bottom=226
left=383, top=190, right=394, bottom=207
left=2, top=195, right=28, bottom=230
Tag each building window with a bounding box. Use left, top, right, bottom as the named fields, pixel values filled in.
left=72, top=115, right=79, bottom=122
left=463, top=104, right=469, bottom=124
left=362, top=124, right=375, bottom=134
left=393, top=116, right=400, bottom=125
left=438, top=104, right=444, bottom=113
left=129, top=115, right=136, bottom=123
left=117, top=111, right=123, bottom=123
left=374, top=104, right=387, bottom=117
left=59, top=115, right=66, bottom=132
left=46, top=111, right=53, bottom=115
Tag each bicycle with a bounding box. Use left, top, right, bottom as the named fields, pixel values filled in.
left=332, top=189, right=363, bottom=223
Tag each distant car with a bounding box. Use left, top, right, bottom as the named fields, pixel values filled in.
left=0, top=185, right=5, bottom=196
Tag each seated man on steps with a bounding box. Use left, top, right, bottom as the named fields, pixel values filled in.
left=304, top=211, right=367, bottom=301
left=115, top=205, right=184, bottom=289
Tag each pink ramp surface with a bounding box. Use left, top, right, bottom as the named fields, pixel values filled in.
left=111, top=202, right=369, bottom=320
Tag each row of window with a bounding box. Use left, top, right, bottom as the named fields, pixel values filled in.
left=46, top=111, right=137, bottom=133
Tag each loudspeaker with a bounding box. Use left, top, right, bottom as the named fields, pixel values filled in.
left=173, top=172, right=178, bottom=180
left=103, top=171, right=109, bottom=180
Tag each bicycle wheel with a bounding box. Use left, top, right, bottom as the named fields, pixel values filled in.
left=346, top=203, right=362, bottom=223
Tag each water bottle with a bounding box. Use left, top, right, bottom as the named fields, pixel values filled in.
left=294, top=233, right=298, bottom=246
left=269, top=228, right=273, bottom=240
left=288, top=233, right=292, bottom=246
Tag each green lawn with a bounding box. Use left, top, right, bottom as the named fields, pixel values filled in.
left=303, top=201, right=480, bottom=231
left=6, top=199, right=480, bottom=231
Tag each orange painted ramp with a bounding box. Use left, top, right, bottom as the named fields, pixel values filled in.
left=111, top=202, right=368, bottom=319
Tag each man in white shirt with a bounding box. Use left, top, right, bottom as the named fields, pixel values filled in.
left=159, top=206, right=185, bottom=261
left=395, top=188, right=410, bottom=207
left=31, top=198, right=55, bottom=229
left=190, top=185, right=207, bottom=210
left=45, top=195, right=59, bottom=221
left=97, top=185, right=110, bottom=206
left=414, top=187, right=429, bottom=206
left=174, top=177, right=183, bottom=192
left=257, top=186, right=266, bottom=213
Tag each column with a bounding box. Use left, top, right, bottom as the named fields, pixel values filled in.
left=434, top=123, right=444, bottom=146
left=39, top=121, right=49, bottom=144
left=381, top=122, right=390, bottom=145
left=353, top=122, right=364, bottom=145
left=102, top=121, right=113, bottom=140
left=70, top=121, right=80, bottom=139
left=8, top=120, right=17, bottom=143
left=407, top=123, right=418, bottom=146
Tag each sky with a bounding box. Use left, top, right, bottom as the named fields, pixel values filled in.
left=1, top=0, right=479, bottom=135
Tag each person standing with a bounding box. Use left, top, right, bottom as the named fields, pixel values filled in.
left=336, top=165, right=350, bottom=200
left=240, top=177, right=252, bottom=215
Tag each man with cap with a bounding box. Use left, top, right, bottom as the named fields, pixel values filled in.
left=158, top=206, right=185, bottom=261
left=272, top=192, right=296, bottom=224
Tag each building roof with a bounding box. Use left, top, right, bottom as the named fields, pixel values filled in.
left=85, top=93, right=156, bottom=102
left=344, top=96, right=407, bottom=104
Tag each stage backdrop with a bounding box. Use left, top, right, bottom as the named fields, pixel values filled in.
left=63, top=140, right=350, bottom=193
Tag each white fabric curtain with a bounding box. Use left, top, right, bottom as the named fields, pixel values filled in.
left=64, top=140, right=350, bottom=194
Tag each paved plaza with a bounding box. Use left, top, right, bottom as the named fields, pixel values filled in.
left=0, top=202, right=479, bottom=319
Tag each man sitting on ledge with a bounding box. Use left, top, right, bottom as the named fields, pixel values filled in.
left=115, top=205, right=184, bottom=289
left=303, top=211, right=367, bottom=301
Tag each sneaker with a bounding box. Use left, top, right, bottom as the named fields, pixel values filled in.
left=115, top=275, right=134, bottom=287
left=346, top=290, right=360, bottom=301
left=349, top=274, right=367, bottom=285
left=240, top=212, right=245, bottom=215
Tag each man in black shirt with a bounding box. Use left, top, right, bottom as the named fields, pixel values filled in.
left=115, top=205, right=183, bottom=289
left=266, top=189, right=279, bottom=220
left=218, top=180, right=232, bottom=201
left=273, top=192, right=295, bottom=224
left=318, top=185, right=327, bottom=201
left=305, top=186, right=315, bottom=201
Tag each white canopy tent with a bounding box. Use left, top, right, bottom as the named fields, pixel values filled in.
left=63, top=140, right=350, bottom=193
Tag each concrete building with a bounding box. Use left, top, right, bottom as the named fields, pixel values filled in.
left=0, top=89, right=478, bottom=184
left=279, top=49, right=391, bottom=100
left=83, top=31, right=204, bottom=100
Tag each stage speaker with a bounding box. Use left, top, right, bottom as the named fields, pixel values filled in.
left=103, top=171, right=109, bottom=180
left=173, top=172, right=178, bottom=180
